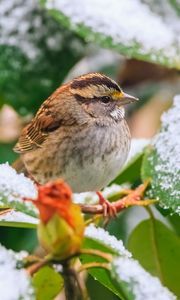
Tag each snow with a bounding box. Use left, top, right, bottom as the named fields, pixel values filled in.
left=127, top=138, right=149, bottom=163
left=46, top=0, right=180, bottom=65
left=85, top=224, right=131, bottom=257
left=151, top=95, right=180, bottom=213
left=0, top=162, right=130, bottom=215
left=73, top=183, right=129, bottom=205
left=0, top=163, right=37, bottom=201
left=112, top=257, right=176, bottom=300
left=0, top=244, right=34, bottom=300
left=86, top=225, right=176, bottom=299
left=0, top=210, right=38, bottom=225
left=73, top=191, right=98, bottom=205
left=0, top=0, right=76, bottom=60
left=143, top=0, right=180, bottom=34
left=0, top=163, right=37, bottom=214
left=158, top=96, right=180, bottom=172
left=0, top=1, right=40, bottom=59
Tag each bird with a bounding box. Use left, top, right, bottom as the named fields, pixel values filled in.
left=14, top=73, right=138, bottom=215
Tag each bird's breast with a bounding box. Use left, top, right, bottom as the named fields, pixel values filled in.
left=23, top=119, right=131, bottom=192
left=56, top=119, right=130, bottom=192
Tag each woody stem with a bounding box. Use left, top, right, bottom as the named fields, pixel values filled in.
left=80, top=248, right=113, bottom=261
left=26, top=259, right=49, bottom=276
left=79, top=262, right=110, bottom=272
left=80, top=181, right=156, bottom=215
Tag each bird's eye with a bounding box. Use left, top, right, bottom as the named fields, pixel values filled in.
left=100, top=96, right=111, bottom=103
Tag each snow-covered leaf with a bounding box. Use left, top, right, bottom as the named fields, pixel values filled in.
left=0, top=0, right=84, bottom=114
left=82, top=225, right=132, bottom=299
left=0, top=164, right=129, bottom=226
left=85, top=224, right=131, bottom=258
left=0, top=210, right=38, bottom=228
left=169, top=0, right=180, bottom=15
left=111, top=257, right=176, bottom=300
left=142, top=96, right=180, bottom=215
left=83, top=225, right=176, bottom=300
left=0, top=244, right=34, bottom=300
left=44, top=0, right=180, bottom=69
left=0, top=163, right=38, bottom=217
left=128, top=219, right=180, bottom=297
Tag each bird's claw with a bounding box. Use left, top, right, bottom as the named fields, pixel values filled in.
left=96, top=192, right=117, bottom=223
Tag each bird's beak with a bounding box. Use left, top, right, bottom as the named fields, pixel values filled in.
left=113, top=91, right=139, bottom=105
left=120, top=92, right=139, bottom=104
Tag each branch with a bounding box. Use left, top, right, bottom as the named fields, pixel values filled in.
left=26, top=259, right=49, bottom=276
left=80, top=181, right=157, bottom=215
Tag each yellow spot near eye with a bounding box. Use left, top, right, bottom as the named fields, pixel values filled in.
left=112, top=91, right=124, bottom=100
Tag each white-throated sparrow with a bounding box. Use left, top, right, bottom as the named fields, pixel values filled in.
left=14, top=73, right=138, bottom=213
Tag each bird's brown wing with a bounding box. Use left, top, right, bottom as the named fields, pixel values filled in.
left=14, top=102, right=61, bottom=154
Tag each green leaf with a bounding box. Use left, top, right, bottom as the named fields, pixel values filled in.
left=81, top=237, right=123, bottom=299
left=112, top=139, right=149, bottom=185
left=111, top=256, right=176, bottom=300
left=32, top=266, right=63, bottom=300
left=83, top=225, right=176, bottom=300
left=0, top=163, right=38, bottom=218
left=0, top=210, right=38, bottom=229
left=0, top=3, right=85, bottom=115
left=0, top=220, right=37, bottom=229
left=168, top=0, right=180, bottom=15
left=83, top=225, right=132, bottom=299
left=168, top=213, right=180, bottom=236
left=0, top=199, right=37, bottom=218
left=112, top=152, right=144, bottom=185
left=87, top=275, right=118, bottom=300
left=142, top=96, right=180, bottom=215
left=44, top=1, right=180, bottom=69
left=0, top=227, right=37, bottom=252
left=128, top=218, right=180, bottom=297
left=0, top=142, right=18, bottom=164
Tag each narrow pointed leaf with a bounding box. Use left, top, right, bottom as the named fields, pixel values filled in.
left=142, top=95, right=180, bottom=215
left=128, top=219, right=180, bottom=297
left=44, top=0, right=180, bottom=69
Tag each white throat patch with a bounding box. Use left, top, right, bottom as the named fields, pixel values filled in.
left=110, top=107, right=125, bottom=121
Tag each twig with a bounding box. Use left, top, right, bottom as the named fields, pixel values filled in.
left=79, top=262, right=110, bottom=272
left=80, top=248, right=113, bottom=261
left=80, top=181, right=156, bottom=215
left=26, top=259, right=49, bottom=276
left=0, top=208, right=13, bottom=216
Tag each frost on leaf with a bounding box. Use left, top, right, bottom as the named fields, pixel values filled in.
left=85, top=224, right=131, bottom=257
left=112, top=257, right=176, bottom=300
left=85, top=226, right=176, bottom=300
left=0, top=244, right=34, bottom=300
left=0, top=163, right=37, bottom=217
left=142, top=96, right=180, bottom=214
left=0, top=210, right=38, bottom=227
left=45, top=0, right=180, bottom=68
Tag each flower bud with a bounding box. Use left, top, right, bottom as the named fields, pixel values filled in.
left=26, top=180, right=85, bottom=260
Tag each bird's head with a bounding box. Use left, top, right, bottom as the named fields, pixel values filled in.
left=69, top=73, right=138, bottom=121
